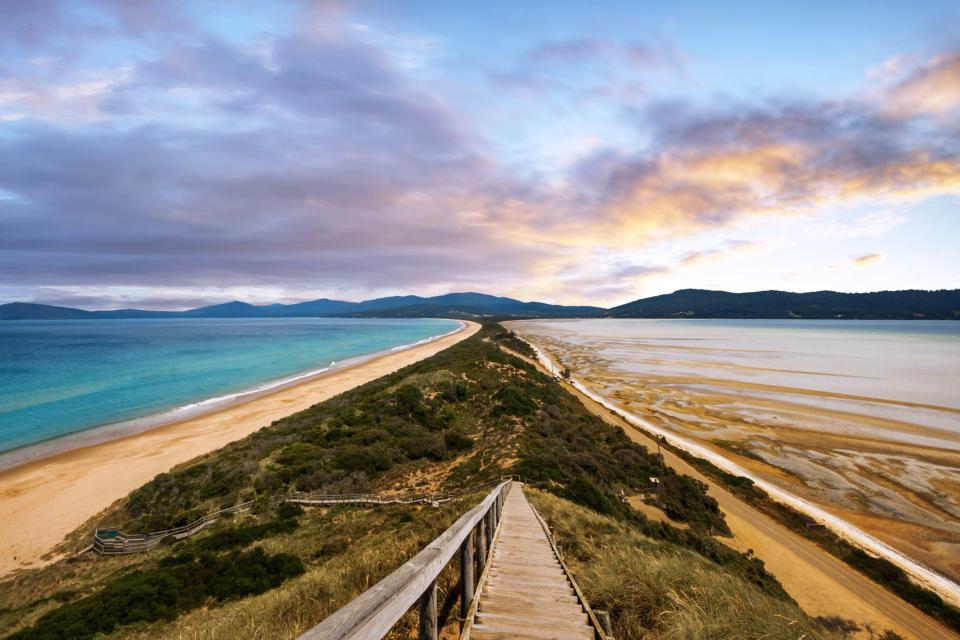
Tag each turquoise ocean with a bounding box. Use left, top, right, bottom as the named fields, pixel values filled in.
left=0, top=318, right=460, bottom=462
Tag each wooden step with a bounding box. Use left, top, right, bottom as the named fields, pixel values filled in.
left=479, top=599, right=586, bottom=619
left=472, top=619, right=594, bottom=640
left=480, top=589, right=581, bottom=605
left=471, top=631, right=590, bottom=640
left=468, top=484, right=598, bottom=640
left=477, top=611, right=591, bottom=628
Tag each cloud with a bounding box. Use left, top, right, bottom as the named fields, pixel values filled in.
left=886, top=52, right=960, bottom=117
left=527, top=38, right=615, bottom=63
left=852, top=252, right=886, bottom=267
left=531, top=52, right=960, bottom=247
left=0, top=20, right=549, bottom=300
left=804, top=211, right=908, bottom=239
left=490, top=35, right=686, bottom=99
left=1, top=3, right=957, bottom=307
left=611, top=241, right=762, bottom=281
left=525, top=36, right=685, bottom=72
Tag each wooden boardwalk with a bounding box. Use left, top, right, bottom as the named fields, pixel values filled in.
left=466, top=484, right=597, bottom=640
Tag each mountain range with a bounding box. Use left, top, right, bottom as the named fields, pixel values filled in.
left=608, top=288, right=960, bottom=319
left=0, top=292, right=603, bottom=321
left=2, top=288, right=958, bottom=321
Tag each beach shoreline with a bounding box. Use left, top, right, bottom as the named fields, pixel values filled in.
left=0, top=320, right=466, bottom=473
left=0, top=320, right=478, bottom=578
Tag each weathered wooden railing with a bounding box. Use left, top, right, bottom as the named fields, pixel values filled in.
left=297, top=480, right=512, bottom=640
left=285, top=491, right=456, bottom=508
left=93, top=489, right=462, bottom=555
left=94, top=500, right=256, bottom=554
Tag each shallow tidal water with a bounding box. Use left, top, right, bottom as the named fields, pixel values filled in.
left=509, top=318, right=960, bottom=582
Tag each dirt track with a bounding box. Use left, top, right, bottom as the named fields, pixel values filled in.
left=503, top=344, right=959, bottom=640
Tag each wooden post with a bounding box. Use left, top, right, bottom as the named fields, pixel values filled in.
left=595, top=610, right=613, bottom=639
left=419, top=578, right=437, bottom=640
left=460, top=529, right=475, bottom=626
left=476, top=520, right=487, bottom=573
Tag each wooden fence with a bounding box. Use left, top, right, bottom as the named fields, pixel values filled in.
left=94, top=500, right=256, bottom=554
left=93, top=489, right=461, bottom=555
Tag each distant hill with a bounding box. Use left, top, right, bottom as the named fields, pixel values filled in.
left=0, top=292, right=604, bottom=320
left=5, top=289, right=957, bottom=321
left=608, top=289, right=960, bottom=319
left=0, top=302, right=92, bottom=320
left=0, top=302, right=177, bottom=320
left=346, top=293, right=605, bottom=318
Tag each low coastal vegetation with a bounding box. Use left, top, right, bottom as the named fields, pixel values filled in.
left=0, top=323, right=870, bottom=639
left=10, top=545, right=304, bottom=640
left=529, top=490, right=839, bottom=640
left=669, top=445, right=960, bottom=633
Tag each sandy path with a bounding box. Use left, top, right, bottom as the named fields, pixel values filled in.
left=499, top=343, right=959, bottom=640
left=0, top=320, right=478, bottom=578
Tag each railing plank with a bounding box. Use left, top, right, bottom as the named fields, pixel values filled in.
left=298, top=481, right=510, bottom=640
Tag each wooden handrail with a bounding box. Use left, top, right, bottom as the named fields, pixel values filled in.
left=298, top=481, right=511, bottom=640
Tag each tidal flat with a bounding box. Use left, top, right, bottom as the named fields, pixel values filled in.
left=508, top=318, right=960, bottom=583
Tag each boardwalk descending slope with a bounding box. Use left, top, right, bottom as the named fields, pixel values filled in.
left=468, top=485, right=596, bottom=640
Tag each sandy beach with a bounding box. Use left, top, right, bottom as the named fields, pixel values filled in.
left=0, top=320, right=478, bottom=578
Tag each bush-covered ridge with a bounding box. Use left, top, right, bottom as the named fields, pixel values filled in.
left=110, top=323, right=728, bottom=539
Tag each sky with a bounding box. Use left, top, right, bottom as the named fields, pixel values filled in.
left=1, top=0, right=959, bottom=310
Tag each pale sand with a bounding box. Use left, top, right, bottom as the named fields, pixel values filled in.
left=0, top=320, right=479, bottom=578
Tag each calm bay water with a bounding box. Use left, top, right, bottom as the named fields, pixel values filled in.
left=0, top=317, right=459, bottom=455
left=515, top=318, right=960, bottom=411
left=511, top=318, right=960, bottom=582
left=510, top=318, right=960, bottom=588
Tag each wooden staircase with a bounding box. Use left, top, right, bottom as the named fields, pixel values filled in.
left=465, top=484, right=598, bottom=640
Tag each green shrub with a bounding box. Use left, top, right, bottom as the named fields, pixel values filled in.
left=444, top=430, right=474, bottom=452
left=276, top=502, right=305, bottom=520
left=333, top=444, right=394, bottom=474
left=493, top=384, right=537, bottom=416
left=195, top=518, right=299, bottom=552
left=395, top=384, right=424, bottom=414
left=656, top=474, right=730, bottom=535
left=399, top=433, right=446, bottom=460
left=557, top=475, right=626, bottom=518
left=276, top=442, right=323, bottom=467
left=10, top=548, right=303, bottom=640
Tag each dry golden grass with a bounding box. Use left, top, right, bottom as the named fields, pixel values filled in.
left=99, top=495, right=483, bottom=640
left=527, top=489, right=844, bottom=640
left=0, top=493, right=483, bottom=640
